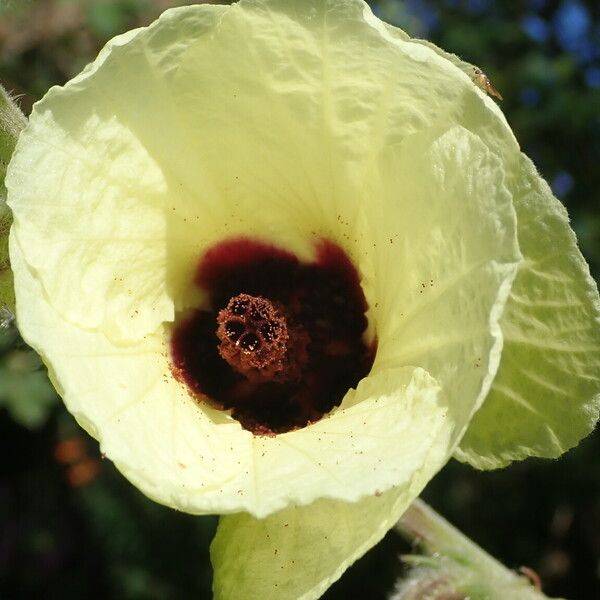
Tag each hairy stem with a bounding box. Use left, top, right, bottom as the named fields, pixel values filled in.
left=0, top=81, right=26, bottom=315
left=0, top=83, right=26, bottom=183
left=395, top=498, right=560, bottom=600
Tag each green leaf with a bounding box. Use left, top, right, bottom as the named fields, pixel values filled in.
left=457, top=154, right=600, bottom=468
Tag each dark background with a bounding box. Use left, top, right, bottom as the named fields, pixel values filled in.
left=1, top=1, right=599, bottom=598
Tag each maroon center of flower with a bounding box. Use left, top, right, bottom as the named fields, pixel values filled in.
left=170, top=238, right=375, bottom=435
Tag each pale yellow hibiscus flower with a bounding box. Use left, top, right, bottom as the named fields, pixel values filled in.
left=6, top=1, right=599, bottom=598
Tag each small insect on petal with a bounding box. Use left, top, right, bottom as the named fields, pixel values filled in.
left=472, top=67, right=503, bottom=100
left=519, top=566, right=543, bottom=591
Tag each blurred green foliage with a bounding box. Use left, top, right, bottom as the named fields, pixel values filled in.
left=87, top=0, right=153, bottom=37
left=0, top=1, right=599, bottom=599
left=0, top=322, right=57, bottom=428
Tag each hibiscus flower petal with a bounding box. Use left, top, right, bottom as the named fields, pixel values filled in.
left=8, top=0, right=519, bottom=518
left=11, top=234, right=450, bottom=515
left=457, top=154, right=600, bottom=468
left=365, top=125, right=520, bottom=445
left=381, top=16, right=600, bottom=468
left=212, top=453, right=446, bottom=600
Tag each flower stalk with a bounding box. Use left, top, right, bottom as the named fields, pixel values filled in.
left=0, top=83, right=26, bottom=188
left=0, top=82, right=26, bottom=316
left=395, top=499, right=560, bottom=600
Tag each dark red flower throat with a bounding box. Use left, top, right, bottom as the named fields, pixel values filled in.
left=170, top=238, right=374, bottom=435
